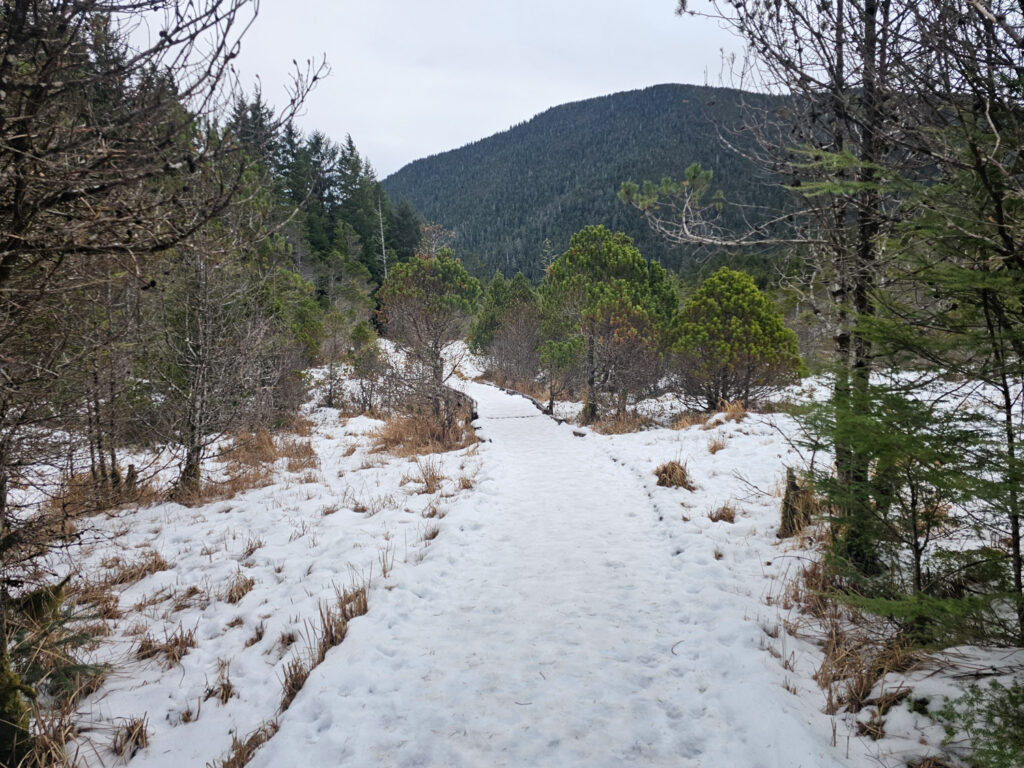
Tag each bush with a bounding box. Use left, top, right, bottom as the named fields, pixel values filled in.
left=672, top=267, right=801, bottom=409
left=939, top=679, right=1024, bottom=768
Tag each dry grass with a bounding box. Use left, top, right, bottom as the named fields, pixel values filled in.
left=244, top=621, right=265, bottom=648
left=171, top=584, right=208, bottom=612
left=673, top=411, right=710, bottom=430
left=708, top=504, right=737, bottom=523
left=784, top=555, right=919, bottom=716
left=282, top=413, right=315, bottom=437
left=29, top=699, right=78, bottom=768
left=713, top=546, right=724, bottom=560
left=422, top=524, right=440, bottom=543
left=68, top=580, right=122, bottom=621
left=280, top=438, right=318, bottom=473
left=341, top=443, right=358, bottom=457
left=241, top=534, right=264, bottom=558
left=654, top=461, right=696, bottom=490
left=41, top=471, right=162, bottom=523
left=210, top=719, right=280, bottom=768
left=223, top=569, right=255, bottom=604
left=378, top=541, right=396, bottom=578
left=222, top=429, right=278, bottom=467
left=279, top=585, right=368, bottom=713
left=205, top=659, right=236, bottom=704
left=588, top=410, right=655, bottom=434
left=352, top=493, right=396, bottom=517
left=720, top=399, right=747, bottom=422
left=182, top=464, right=274, bottom=506
left=102, top=550, right=169, bottom=586
left=112, top=715, right=149, bottom=758
left=707, top=436, right=727, bottom=454
left=482, top=370, right=548, bottom=402
left=409, top=457, right=445, bottom=494
left=278, top=653, right=311, bottom=712
left=373, top=414, right=476, bottom=457
left=137, top=623, right=197, bottom=667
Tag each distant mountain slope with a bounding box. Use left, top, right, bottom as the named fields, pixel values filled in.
left=383, top=83, right=786, bottom=279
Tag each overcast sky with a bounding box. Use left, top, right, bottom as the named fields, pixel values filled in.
left=229, top=1, right=742, bottom=177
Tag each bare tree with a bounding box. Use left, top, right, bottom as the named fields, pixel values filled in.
left=0, top=3, right=322, bottom=752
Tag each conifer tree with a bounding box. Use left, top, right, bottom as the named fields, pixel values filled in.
left=377, top=254, right=481, bottom=424
left=672, top=267, right=801, bottom=410
left=539, top=226, right=675, bottom=421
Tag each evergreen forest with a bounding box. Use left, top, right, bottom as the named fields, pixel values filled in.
left=383, top=83, right=788, bottom=280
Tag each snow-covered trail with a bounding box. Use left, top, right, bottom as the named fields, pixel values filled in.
left=251, top=382, right=846, bottom=768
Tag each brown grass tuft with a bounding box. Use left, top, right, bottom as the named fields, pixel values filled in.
left=373, top=414, right=476, bottom=457
left=241, top=534, right=264, bottom=559
left=654, top=461, right=696, bottom=490
left=707, top=436, right=727, bottom=454
left=720, top=399, right=747, bottom=422
left=279, top=585, right=368, bottom=713
left=104, top=550, right=169, bottom=586
left=587, top=411, right=654, bottom=435
left=29, top=699, right=79, bottom=767
left=69, top=580, right=122, bottom=621
left=223, top=569, right=255, bottom=604
left=411, top=457, right=445, bottom=494
left=708, top=504, right=737, bottom=523
left=41, top=470, right=162, bottom=523
left=112, top=715, right=149, bottom=758
left=137, top=623, right=196, bottom=667
left=282, top=414, right=315, bottom=437
left=244, top=621, right=265, bottom=648
left=172, top=584, right=208, bottom=612
left=205, top=659, right=236, bottom=704
left=211, top=719, right=280, bottom=768
left=222, top=429, right=278, bottom=467
left=281, top=438, right=318, bottom=472
left=278, top=655, right=311, bottom=713
left=673, top=411, right=710, bottom=430
left=181, top=464, right=274, bottom=506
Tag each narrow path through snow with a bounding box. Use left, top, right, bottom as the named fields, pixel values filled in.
left=251, top=383, right=846, bottom=768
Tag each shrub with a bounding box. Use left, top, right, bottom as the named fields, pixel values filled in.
left=654, top=461, right=695, bottom=490
left=939, top=679, right=1024, bottom=768
left=672, top=267, right=802, bottom=409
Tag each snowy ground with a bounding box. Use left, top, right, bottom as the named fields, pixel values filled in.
left=48, top=373, right=1009, bottom=767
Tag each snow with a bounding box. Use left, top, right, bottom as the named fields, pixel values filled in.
left=55, top=375, right=941, bottom=767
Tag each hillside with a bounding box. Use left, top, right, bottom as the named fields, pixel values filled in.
left=383, top=83, right=787, bottom=279
left=41, top=362, right=988, bottom=768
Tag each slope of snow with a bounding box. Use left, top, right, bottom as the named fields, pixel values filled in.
left=59, top=378, right=902, bottom=767
left=249, top=381, right=853, bottom=768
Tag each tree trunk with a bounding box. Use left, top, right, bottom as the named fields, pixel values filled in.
left=582, top=335, right=598, bottom=423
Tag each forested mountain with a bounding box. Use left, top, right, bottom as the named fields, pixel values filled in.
left=383, top=83, right=787, bottom=279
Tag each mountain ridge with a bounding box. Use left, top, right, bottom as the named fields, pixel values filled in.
left=383, top=83, right=785, bottom=279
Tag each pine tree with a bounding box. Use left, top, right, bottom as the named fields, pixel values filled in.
left=672, top=267, right=801, bottom=410
left=539, top=226, right=676, bottom=421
